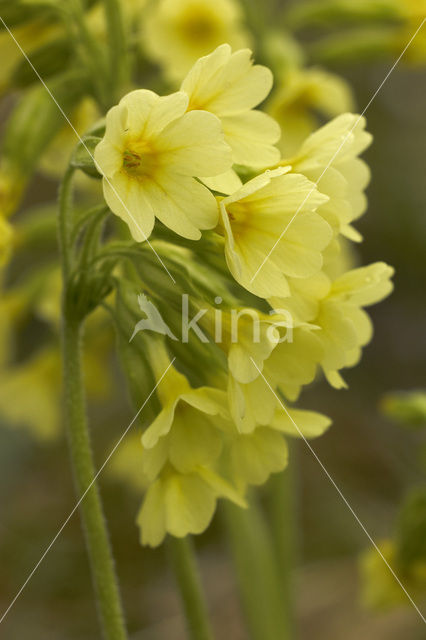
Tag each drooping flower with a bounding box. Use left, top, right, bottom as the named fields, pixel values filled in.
left=0, top=347, right=61, bottom=440
left=218, top=167, right=331, bottom=298
left=94, top=89, right=232, bottom=241
left=282, top=113, right=372, bottom=241
left=267, top=67, right=355, bottom=156
left=138, top=464, right=245, bottom=547
left=225, top=406, right=331, bottom=488
left=143, top=0, right=251, bottom=82
left=181, top=44, right=281, bottom=168
left=271, top=262, right=394, bottom=389
left=135, top=341, right=245, bottom=546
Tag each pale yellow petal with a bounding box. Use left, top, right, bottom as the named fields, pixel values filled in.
left=270, top=408, right=331, bottom=439
left=165, top=473, right=216, bottom=538
left=221, top=110, right=281, bottom=167
left=142, top=403, right=176, bottom=449
left=156, top=110, right=232, bottom=176
left=120, top=89, right=159, bottom=133
left=230, top=428, right=288, bottom=486
left=201, top=169, right=243, bottom=194
left=151, top=173, right=220, bottom=237
left=102, top=173, right=155, bottom=242
left=137, top=479, right=167, bottom=547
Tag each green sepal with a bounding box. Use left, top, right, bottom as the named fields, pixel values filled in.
left=70, top=136, right=102, bottom=178
left=113, top=280, right=161, bottom=425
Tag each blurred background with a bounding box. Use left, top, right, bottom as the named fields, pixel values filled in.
left=0, top=0, right=425, bottom=638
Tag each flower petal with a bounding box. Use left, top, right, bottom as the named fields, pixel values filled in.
left=221, top=110, right=281, bottom=167
left=156, top=109, right=232, bottom=176
left=102, top=173, right=155, bottom=242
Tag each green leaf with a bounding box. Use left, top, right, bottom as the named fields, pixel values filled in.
left=2, top=70, right=89, bottom=175
left=11, top=38, right=72, bottom=88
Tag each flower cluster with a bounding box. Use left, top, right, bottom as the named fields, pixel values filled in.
left=95, top=45, right=394, bottom=546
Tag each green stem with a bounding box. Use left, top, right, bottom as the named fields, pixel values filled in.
left=58, top=165, right=76, bottom=280
left=102, top=0, right=131, bottom=102
left=223, top=498, right=292, bottom=640
left=69, top=0, right=109, bottom=109
left=59, top=167, right=128, bottom=640
left=62, top=315, right=128, bottom=640
left=266, top=460, right=297, bottom=637
left=167, top=537, right=214, bottom=640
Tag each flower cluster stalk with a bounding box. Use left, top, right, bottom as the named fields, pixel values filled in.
left=223, top=498, right=293, bottom=640
left=168, top=537, right=214, bottom=640
left=59, top=168, right=128, bottom=640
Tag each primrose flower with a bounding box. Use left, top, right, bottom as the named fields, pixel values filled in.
left=360, top=539, right=419, bottom=610
left=272, top=262, right=394, bottom=389
left=0, top=347, right=61, bottom=440
left=218, top=167, right=331, bottom=298
left=283, top=113, right=372, bottom=241
left=267, top=67, right=354, bottom=156
left=226, top=407, right=330, bottom=488
left=228, top=327, right=324, bottom=432
left=136, top=341, right=246, bottom=546
left=316, top=262, right=394, bottom=387
left=143, top=0, right=251, bottom=82
left=94, top=89, right=232, bottom=241
left=199, top=305, right=281, bottom=384
left=138, top=341, right=230, bottom=483
left=181, top=44, right=281, bottom=168
left=138, top=464, right=245, bottom=547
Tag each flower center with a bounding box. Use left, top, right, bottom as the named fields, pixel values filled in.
left=178, top=10, right=220, bottom=44
left=122, top=144, right=156, bottom=179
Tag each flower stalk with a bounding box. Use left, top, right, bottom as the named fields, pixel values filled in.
left=223, top=499, right=293, bottom=640
left=102, top=0, right=131, bottom=102
left=59, top=167, right=127, bottom=640
left=168, top=537, right=214, bottom=640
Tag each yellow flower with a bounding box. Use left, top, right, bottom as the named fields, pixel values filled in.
left=228, top=327, right=326, bottom=432
left=94, top=89, right=232, bottom=241
left=360, top=539, right=426, bottom=610
left=0, top=216, right=13, bottom=265
left=138, top=465, right=245, bottom=547
left=267, top=67, right=355, bottom=156
left=283, top=113, right=372, bottom=241
left=0, top=347, right=61, bottom=440
left=181, top=44, right=281, bottom=168
left=397, top=0, right=426, bottom=19
left=227, top=408, right=330, bottom=487
left=143, top=0, right=251, bottom=82
left=272, top=262, right=394, bottom=388
left=218, top=167, right=331, bottom=298
left=200, top=305, right=281, bottom=384
left=269, top=270, right=331, bottom=324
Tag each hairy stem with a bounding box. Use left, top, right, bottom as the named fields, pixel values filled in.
left=59, top=167, right=127, bottom=640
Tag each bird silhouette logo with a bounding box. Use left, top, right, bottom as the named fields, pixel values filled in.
left=130, top=294, right=178, bottom=342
